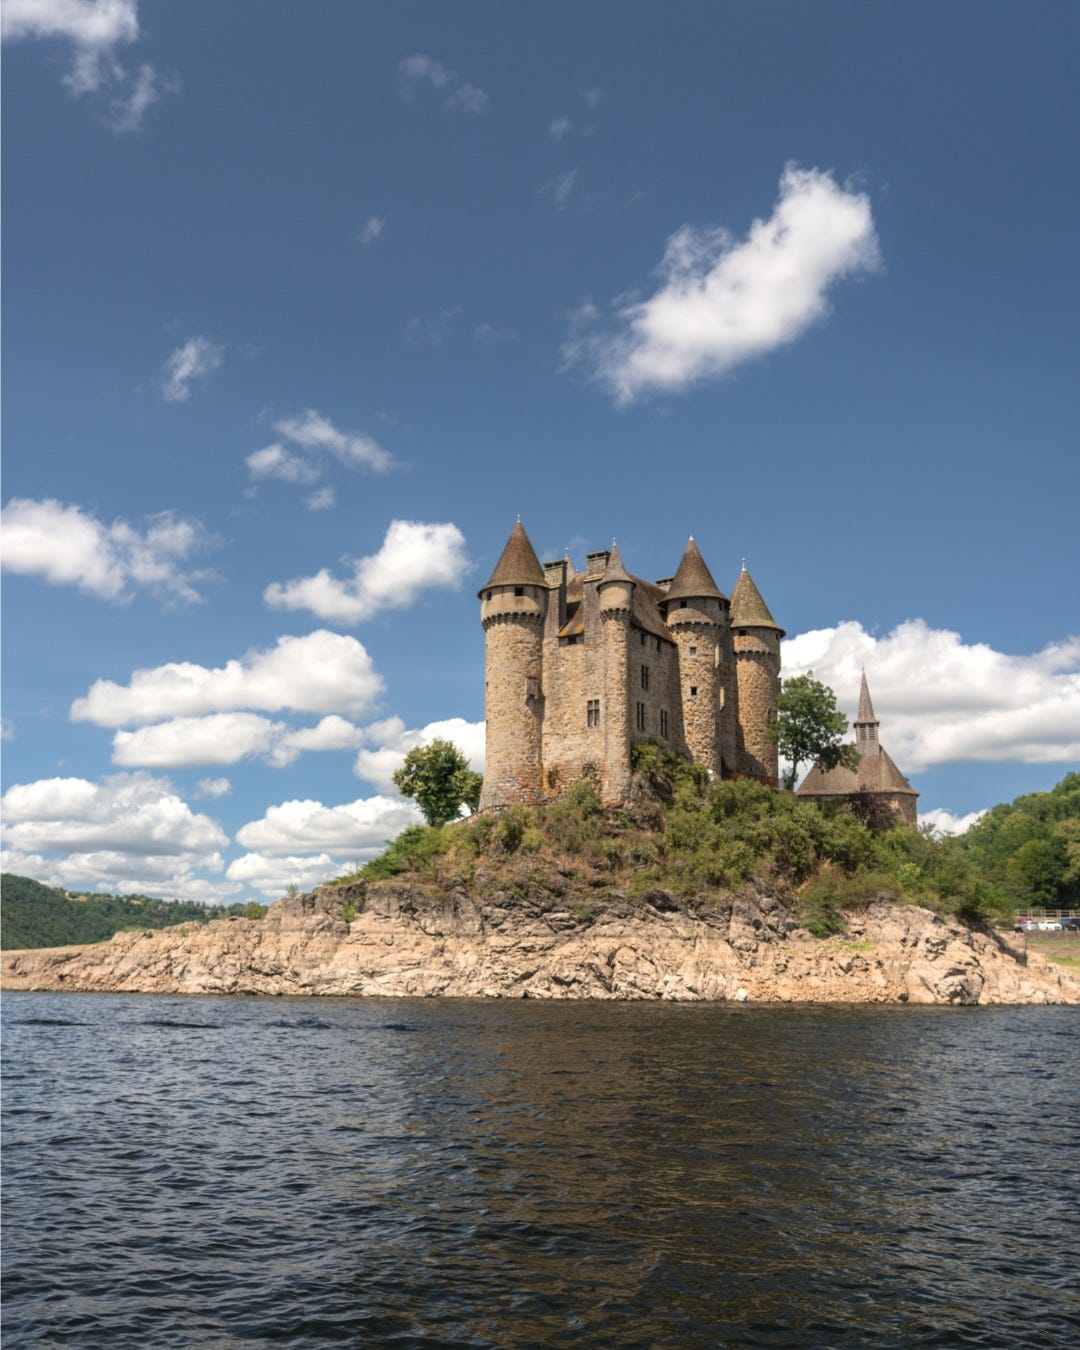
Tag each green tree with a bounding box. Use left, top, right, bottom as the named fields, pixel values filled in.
left=393, top=739, right=484, bottom=827
left=768, top=672, right=860, bottom=791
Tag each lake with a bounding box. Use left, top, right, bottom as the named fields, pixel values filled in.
left=2, top=994, right=1077, bottom=1346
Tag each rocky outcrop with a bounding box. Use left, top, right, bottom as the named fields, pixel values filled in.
left=2, top=880, right=1076, bottom=1005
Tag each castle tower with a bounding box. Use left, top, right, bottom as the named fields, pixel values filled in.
left=730, top=565, right=783, bottom=786
left=597, top=544, right=634, bottom=800
left=853, top=671, right=880, bottom=758
left=478, top=521, right=547, bottom=809
left=664, top=538, right=725, bottom=777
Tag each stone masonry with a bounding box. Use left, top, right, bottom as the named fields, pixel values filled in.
left=479, top=522, right=784, bottom=809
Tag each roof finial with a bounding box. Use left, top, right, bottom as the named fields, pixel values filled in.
left=516, top=513, right=521, bottom=524
left=741, top=556, right=747, bottom=572
left=612, top=536, right=616, bottom=548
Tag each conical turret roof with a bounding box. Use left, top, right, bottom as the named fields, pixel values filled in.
left=855, top=671, right=878, bottom=725
left=730, top=566, right=783, bottom=633
left=664, top=538, right=725, bottom=603
left=598, top=542, right=634, bottom=587
left=480, top=521, right=545, bottom=594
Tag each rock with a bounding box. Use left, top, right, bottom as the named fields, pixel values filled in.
left=2, top=885, right=1077, bottom=1005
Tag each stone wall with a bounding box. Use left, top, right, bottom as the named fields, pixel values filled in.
left=479, top=608, right=545, bottom=808
left=734, top=632, right=780, bottom=786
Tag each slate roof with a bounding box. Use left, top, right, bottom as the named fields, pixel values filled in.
left=797, top=747, right=918, bottom=798
left=480, top=521, right=546, bottom=593
left=664, top=538, right=726, bottom=604
left=729, top=567, right=784, bottom=634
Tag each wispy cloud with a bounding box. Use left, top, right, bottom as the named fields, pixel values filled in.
left=580, top=86, right=604, bottom=109
left=565, top=164, right=879, bottom=404
left=358, top=215, right=387, bottom=245
left=264, top=519, right=469, bottom=626
left=406, top=307, right=461, bottom=346
left=549, top=115, right=572, bottom=140
left=1, top=498, right=215, bottom=605
left=542, top=168, right=579, bottom=211
left=305, top=486, right=336, bottom=512
left=161, top=336, right=224, bottom=402
left=398, top=52, right=489, bottom=112
left=2, top=0, right=176, bottom=132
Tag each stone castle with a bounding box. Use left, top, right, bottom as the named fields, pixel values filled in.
left=479, top=521, right=784, bottom=810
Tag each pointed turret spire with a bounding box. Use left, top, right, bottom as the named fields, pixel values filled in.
left=665, top=537, right=725, bottom=604
left=853, top=671, right=880, bottom=756
left=599, top=542, right=634, bottom=587
left=729, top=567, right=784, bottom=634
left=480, top=520, right=546, bottom=594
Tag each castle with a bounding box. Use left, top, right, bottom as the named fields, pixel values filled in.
left=479, top=521, right=784, bottom=809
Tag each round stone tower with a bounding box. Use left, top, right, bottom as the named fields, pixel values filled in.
left=597, top=545, right=634, bottom=802
left=478, top=521, right=547, bottom=809
left=730, top=565, right=783, bottom=787
left=664, top=538, right=725, bottom=778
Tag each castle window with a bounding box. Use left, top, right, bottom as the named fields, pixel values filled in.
left=587, top=699, right=601, bottom=728
left=680, top=600, right=688, bottom=609
left=514, top=587, right=524, bottom=597
left=640, top=631, right=646, bottom=646
left=689, top=645, right=698, bottom=656
left=660, top=709, right=669, bottom=738
left=641, top=665, right=650, bottom=691
left=636, top=702, right=646, bottom=732
left=690, top=686, right=698, bottom=697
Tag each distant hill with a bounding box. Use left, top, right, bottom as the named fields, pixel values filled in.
left=0, top=874, right=263, bottom=950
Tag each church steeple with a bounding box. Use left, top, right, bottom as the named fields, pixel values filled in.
left=853, top=670, right=880, bottom=757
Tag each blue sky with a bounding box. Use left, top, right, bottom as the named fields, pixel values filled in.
left=3, top=0, right=1078, bottom=902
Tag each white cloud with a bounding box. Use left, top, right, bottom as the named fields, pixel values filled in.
left=580, top=86, right=604, bottom=109
left=398, top=52, right=489, bottom=112
left=108, top=60, right=175, bottom=133
left=782, top=620, right=1080, bottom=771
left=549, top=115, right=571, bottom=140
left=1, top=771, right=227, bottom=857
left=358, top=215, right=386, bottom=245
left=1, top=718, right=14, bottom=741
left=246, top=444, right=320, bottom=484
left=543, top=168, right=578, bottom=211
left=72, top=629, right=384, bottom=727
left=264, top=519, right=469, bottom=626
left=195, top=776, right=231, bottom=799
left=235, top=795, right=420, bottom=856
left=270, top=715, right=366, bottom=768
left=405, top=307, right=461, bottom=347
left=921, top=808, right=988, bottom=837
left=473, top=321, right=516, bottom=344
left=113, top=713, right=285, bottom=767
left=353, top=715, right=485, bottom=793
left=272, top=409, right=393, bottom=473
left=1, top=497, right=213, bottom=605
left=161, top=335, right=223, bottom=402
left=567, top=164, right=880, bottom=404
left=305, top=486, right=336, bottom=512
left=225, top=851, right=345, bottom=898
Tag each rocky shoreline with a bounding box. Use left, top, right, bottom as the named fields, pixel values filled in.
left=2, top=880, right=1077, bottom=1005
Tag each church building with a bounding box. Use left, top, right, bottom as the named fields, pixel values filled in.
left=478, top=521, right=784, bottom=810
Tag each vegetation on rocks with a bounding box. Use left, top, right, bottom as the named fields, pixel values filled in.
left=334, top=748, right=1080, bottom=938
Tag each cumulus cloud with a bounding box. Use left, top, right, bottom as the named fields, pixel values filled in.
left=246, top=443, right=320, bottom=485
left=72, top=629, right=384, bottom=727
left=195, top=776, right=231, bottom=799
left=543, top=168, right=578, bottom=211
left=264, top=519, right=469, bottom=626
left=235, top=795, right=420, bottom=856
left=782, top=620, right=1080, bottom=771
left=161, top=335, right=223, bottom=402
left=269, top=715, right=366, bottom=768
left=1, top=771, right=227, bottom=858
left=398, top=52, right=489, bottom=112
left=921, top=808, right=988, bottom=837
left=353, top=715, right=485, bottom=793
left=113, top=713, right=285, bottom=768
left=1, top=497, right=214, bottom=605
left=2, top=0, right=177, bottom=131
left=358, top=215, right=386, bottom=245
left=225, top=851, right=345, bottom=899
left=1, top=718, right=14, bottom=741
left=566, top=164, right=879, bottom=404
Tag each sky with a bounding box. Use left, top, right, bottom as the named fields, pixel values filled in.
left=2, top=0, right=1078, bottom=904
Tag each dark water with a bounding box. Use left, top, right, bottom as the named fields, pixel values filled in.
left=2, top=995, right=1077, bottom=1347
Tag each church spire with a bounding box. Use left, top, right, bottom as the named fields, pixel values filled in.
left=853, top=670, right=880, bottom=756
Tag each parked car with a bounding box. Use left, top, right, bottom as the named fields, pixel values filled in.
left=1061, top=917, right=1080, bottom=931
left=1038, top=920, right=1062, bottom=931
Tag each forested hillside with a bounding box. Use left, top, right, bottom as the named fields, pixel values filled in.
left=0, top=875, right=263, bottom=950
left=960, top=772, right=1080, bottom=909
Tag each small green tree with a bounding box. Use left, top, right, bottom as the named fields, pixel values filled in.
left=393, top=739, right=484, bottom=827
left=768, top=671, right=860, bottom=791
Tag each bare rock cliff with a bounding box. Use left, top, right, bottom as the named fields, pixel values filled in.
left=2, top=882, right=1076, bottom=1004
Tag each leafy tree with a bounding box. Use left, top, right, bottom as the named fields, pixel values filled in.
left=768, top=672, right=860, bottom=790
left=393, top=739, right=483, bottom=827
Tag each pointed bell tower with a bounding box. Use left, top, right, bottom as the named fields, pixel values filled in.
left=853, top=671, right=881, bottom=758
